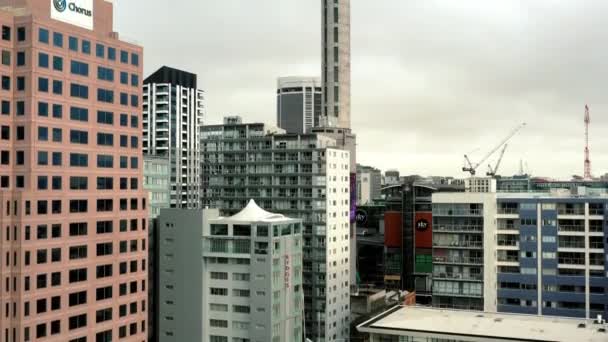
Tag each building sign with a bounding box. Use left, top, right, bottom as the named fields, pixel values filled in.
left=416, top=218, right=429, bottom=231
left=355, top=209, right=368, bottom=226
left=414, top=212, right=433, bottom=248
left=51, top=0, right=94, bottom=30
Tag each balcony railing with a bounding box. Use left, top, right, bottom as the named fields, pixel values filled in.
left=558, top=242, right=585, bottom=249
left=497, top=256, right=519, bottom=262
left=558, top=225, right=585, bottom=233
left=434, top=225, right=482, bottom=233
left=433, top=256, right=484, bottom=265
left=497, top=240, right=519, bottom=247
left=433, top=273, right=483, bottom=281
left=558, top=257, right=585, bottom=265
left=558, top=209, right=585, bottom=216
left=498, top=208, right=519, bottom=215
left=433, top=241, right=483, bottom=248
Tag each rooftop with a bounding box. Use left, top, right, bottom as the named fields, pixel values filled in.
left=213, top=200, right=297, bottom=223
left=357, top=306, right=608, bottom=342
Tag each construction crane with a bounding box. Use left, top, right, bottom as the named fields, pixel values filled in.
left=486, top=143, right=509, bottom=177
left=462, top=122, right=526, bottom=176
left=584, top=105, right=592, bottom=180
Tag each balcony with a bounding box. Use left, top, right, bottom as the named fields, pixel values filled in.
left=433, top=256, right=483, bottom=265
left=433, top=240, right=483, bottom=249
left=433, top=225, right=482, bottom=233
left=433, top=273, right=483, bottom=282
left=557, top=257, right=585, bottom=266
left=557, top=204, right=585, bottom=216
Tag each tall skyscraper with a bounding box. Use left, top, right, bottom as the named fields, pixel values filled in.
left=143, top=66, right=203, bottom=209
left=201, top=117, right=351, bottom=342
left=0, top=0, right=148, bottom=340
left=276, top=76, right=322, bottom=134
left=321, top=0, right=351, bottom=129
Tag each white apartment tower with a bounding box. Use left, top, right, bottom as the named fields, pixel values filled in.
left=143, top=66, right=203, bottom=209
left=322, top=0, right=351, bottom=129
left=201, top=117, right=352, bottom=341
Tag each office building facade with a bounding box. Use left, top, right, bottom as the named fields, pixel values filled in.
left=201, top=117, right=351, bottom=341
left=276, top=76, right=322, bottom=134
left=0, top=0, right=148, bottom=340
left=143, top=66, right=203, bottom=209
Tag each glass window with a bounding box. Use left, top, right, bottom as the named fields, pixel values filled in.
left=38, top=151, right=48, bottom=165
left=120, top=72, right=128, bottom=84
left=69, top=153, right=88, bottom=167
left=131, top=53, right=139, bottom=66
left=97, top=155, right=114, bottom=168
left=120, top=135, right=127, bottom=147
left=97, top=133, right=113, bottom=146
left=38, top=52, right=49, bottom=68
left=17, top=27, right=25, bottom=41
left=16, top=76, right=25, bottom=91
left=130, top=95, right=138, bottom=107
left=97, top=67, right=114, bottom=82
left=108, top=47, right=116, bottom=61
left=82, top=40, right=91, bottom=54
left=38, top=127, right=48, bottom=141
left=96, top=43, right=105, bottom=58
left=131, top=74, right=139, bottom=87
left=38, top=77, right=49, bottom=92
left=38, top=28, right=49, bottom=44
left=16, top=101, right=24, bottom=116
left=1, top=50, right=10, bottom=65
left=70, top=83, right=88, bottom=99
left=1, top=100, right=8, bottom=115
left=130, top=157, right=138, bottom=169
left=97, top=111, right=113, bottom=125
left=52, top=152, right=62, bottom=166
left=1, top=26, right=9, bottom=41
left=52, top=56, right=63, bottom=71
left=120, top=92, right=128, bottom=105
left=120, top=50, right=128, bottom=63
left=38, top=102, right=48, bottom=117
left=70, top=60, right=89, bottom=76
left=52, top=80, right=62, bottom=95
left=120, top=114, right=128, bottom=126
left=52, top=128, right=62, bottom=142
left=70, top=107, right=88, bottom=122
left=52, top=104, right=62, bottom=118
left=69, top=130, right=88, bottom=144
left=97, top=88, right=114, bottom=103
left=17, top=51, right=25, bottom=66
left=2, top=76, right=10, bottom=90
left=68, top=36, right=78, bottom=51
left=53, top=32, right=63, bottom=47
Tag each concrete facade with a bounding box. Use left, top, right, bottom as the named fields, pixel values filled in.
left=143, top=66, right=203, bottom=209
left=276, top=76, right=322, bottom=134
left=0, top=0, right=148, bottom=340
left=321, top=0, right=350, bottom=129
left=157, top=208, right=219, bottom=342
left=144, top=155, right=170, bottom=219
left=357, top=164, right=381, bottom=205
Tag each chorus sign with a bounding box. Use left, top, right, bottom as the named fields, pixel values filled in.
left=51, top=0, right=94, bottom=30
left=284, top=255, right=290, bottom=288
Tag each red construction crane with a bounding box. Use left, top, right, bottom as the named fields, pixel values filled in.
left=584, top=105, right=592, bottom=180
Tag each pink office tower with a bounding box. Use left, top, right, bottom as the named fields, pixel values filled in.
left=0, top=0, right=147, bottom=341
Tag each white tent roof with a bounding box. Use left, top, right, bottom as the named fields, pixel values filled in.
left=223, top=199, right=288, bottom=222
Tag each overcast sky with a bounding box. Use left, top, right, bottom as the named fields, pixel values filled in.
left=115, top=0, right=608, bottom=179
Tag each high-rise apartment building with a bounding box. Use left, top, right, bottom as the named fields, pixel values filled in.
left=0, top=0, right=148, bottom=340
left=321, top=0, right=350, bottom=129
left=276, top=76, right=322, bottom=134
left=201, top=117, right=351, bottom=342
left=431, top=188, right=608, bottom=319
left=356, top=164, right=381, bottom=205
left=143, top=66, right=203, bottom=209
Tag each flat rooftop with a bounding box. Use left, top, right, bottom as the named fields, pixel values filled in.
left=357, top=306, right=608, bottom=342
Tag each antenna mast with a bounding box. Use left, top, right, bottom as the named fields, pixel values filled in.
left=584, top=105, right=592, bottom=180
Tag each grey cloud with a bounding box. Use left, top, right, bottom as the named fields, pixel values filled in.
left=115, top=0, right=608, bottom=178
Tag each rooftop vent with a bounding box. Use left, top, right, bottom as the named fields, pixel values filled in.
left=494, top=318, right=503, bottom=322
left=578, top=323, right=586, bottom=329
left=598, top=328, right=606, bottom=333
left=476, top=315, right=484, bottom=318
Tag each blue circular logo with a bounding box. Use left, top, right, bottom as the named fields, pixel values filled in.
left=54, top=0, right=67, bottom=12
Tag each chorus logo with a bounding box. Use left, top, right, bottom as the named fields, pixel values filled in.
left=53, top=0, right=67, bottom=12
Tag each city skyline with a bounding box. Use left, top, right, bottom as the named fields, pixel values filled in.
left=115, top=0, right=608, bottom=179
